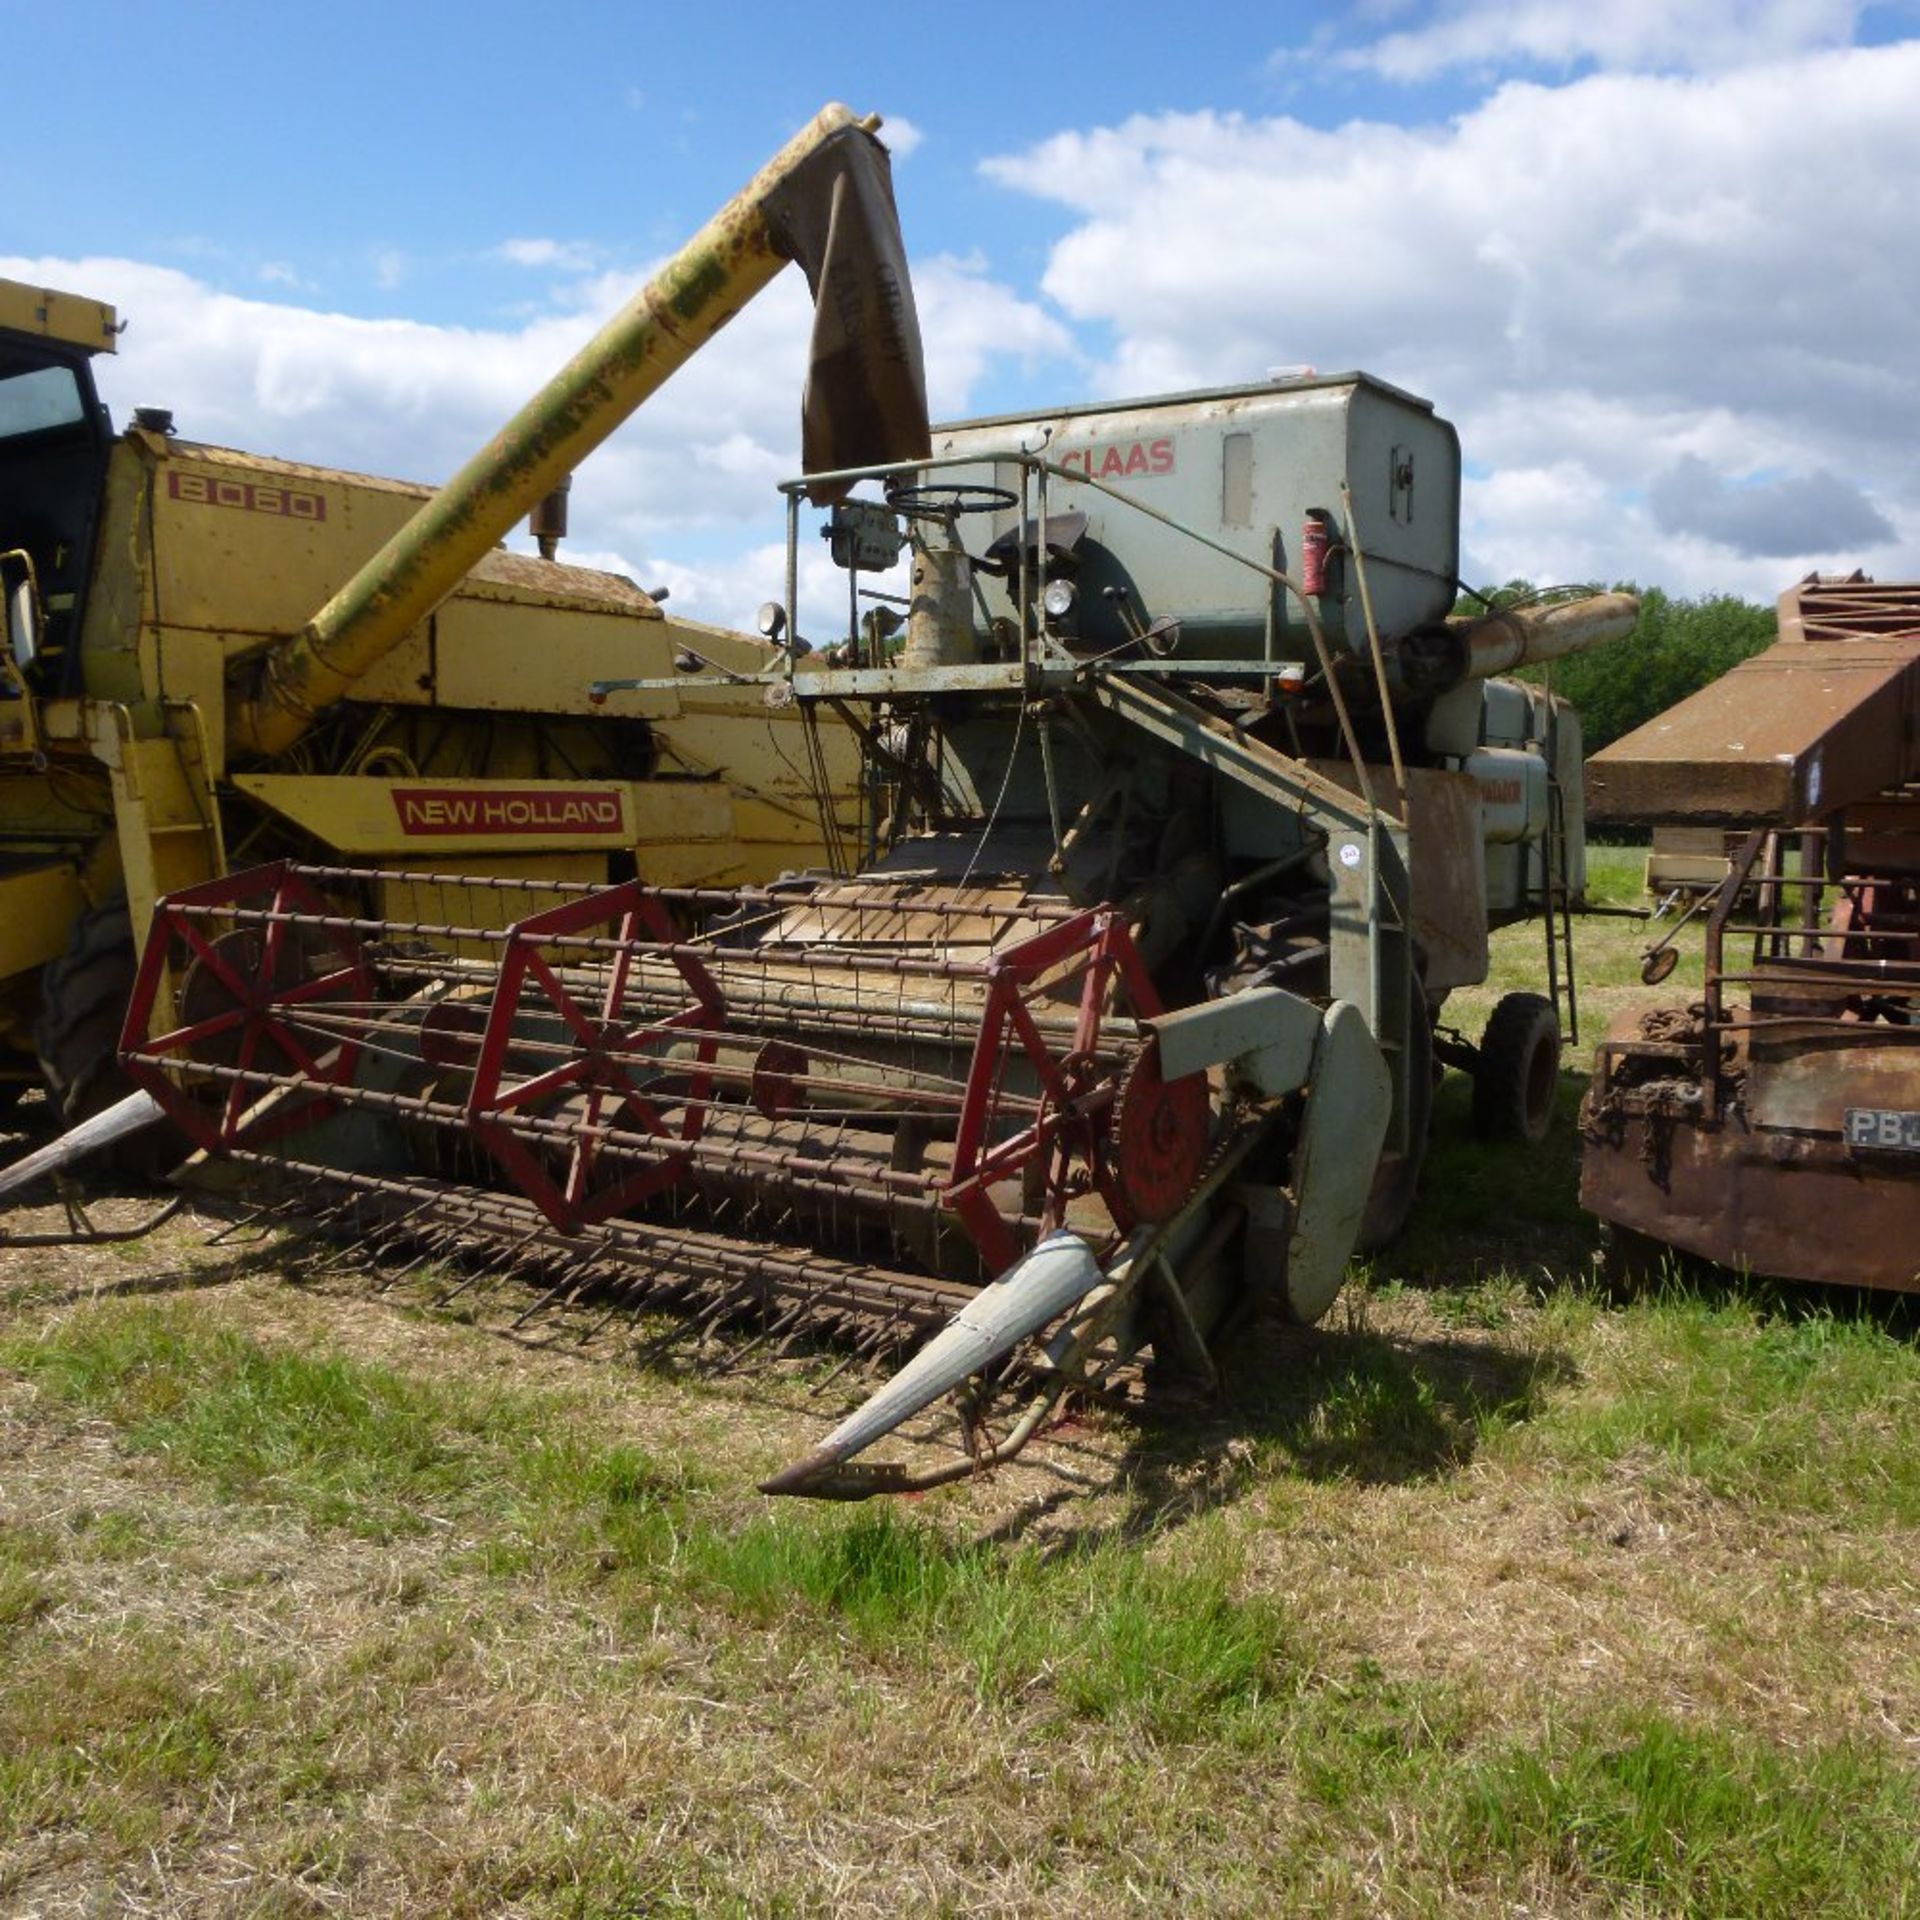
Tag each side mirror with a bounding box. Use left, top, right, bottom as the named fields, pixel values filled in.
left=1, top=553, right=41, bottom=673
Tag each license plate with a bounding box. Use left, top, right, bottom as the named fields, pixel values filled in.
left=1844, top=1108, right=1920, bottom=1152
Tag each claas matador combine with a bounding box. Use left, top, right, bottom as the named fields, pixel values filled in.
left=8, top=106, right=1635, bottom=1496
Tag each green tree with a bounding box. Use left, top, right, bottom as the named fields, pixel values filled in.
left=1457, top=581, right=1776, bottom=752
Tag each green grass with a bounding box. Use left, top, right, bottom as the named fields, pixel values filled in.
left=5, top=1304, right=1302, bottom=1744
left=3, top=1286, right=1916, bottom=1914
left=6, top=986, right=1918, bottom=1920
left=1519, top=1286, right=1920, bottom=1524
left=1447, top=1711, right=1919, bottom=1916
left=0, top=1631, right=250, bottom=1846
left=681, top=1507, right=1297, bottom=1739
left=2, top=1307, right=523, bottom=1539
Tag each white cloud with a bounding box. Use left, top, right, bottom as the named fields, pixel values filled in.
left=982, top=43, right=1920, bottom=596
left=3, top=242, right=1065, bottom=634
left=913, top=254, right=1081, bottom=415
left=880, top=114, right=924, bottom=160
left=493, top=237, right=601, bottom=272
left=1346, top=0, right=1862, bottom=80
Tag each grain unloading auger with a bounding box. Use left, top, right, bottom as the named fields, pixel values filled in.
left=32, top=371, right=1636, bottom=1499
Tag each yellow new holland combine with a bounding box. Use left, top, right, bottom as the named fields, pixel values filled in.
left=0, top=104, right=922, bottom=1131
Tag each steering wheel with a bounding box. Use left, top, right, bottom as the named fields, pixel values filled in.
left=884, top=482, right=1018, bottom=522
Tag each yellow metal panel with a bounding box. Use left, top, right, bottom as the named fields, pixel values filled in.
left=150, top=443, right=424, bottom=644
left=75, top=444, right=154, bottom=705
left=0, top=863, right=87, bottom=977
left=0, top=278, right=118, bottom=354
left=235, top=772, right=736, bottom=858
left=352, top=593, right=687, bottom=714
left=109, top=728, right=223, bottom=948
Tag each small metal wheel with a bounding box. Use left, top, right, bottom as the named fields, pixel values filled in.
left=884, top=482, right=1018, bottom=522
left=1471, top=991, right=1561, bottom=1143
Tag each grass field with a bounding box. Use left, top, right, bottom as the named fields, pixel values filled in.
left=1, top=847, right=1914, bottom=1916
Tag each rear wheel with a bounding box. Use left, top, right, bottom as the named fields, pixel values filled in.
left=1471, top=991, right=1561, bottom=1143
left=33, top=897, right=175, bottom=1179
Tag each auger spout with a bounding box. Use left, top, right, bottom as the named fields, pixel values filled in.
left=227, top=103, right=929, bottom=760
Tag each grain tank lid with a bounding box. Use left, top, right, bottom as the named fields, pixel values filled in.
left=933, top=371, right=1436, bottom=439
left=0, top=279, right=118, bottom=355
left=1585, top=577, right=1920, bottom=827
left=462, top=549, right=668, bottom=617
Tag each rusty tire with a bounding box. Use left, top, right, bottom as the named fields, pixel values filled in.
left=1472, top=991, right=1561, bottom=1144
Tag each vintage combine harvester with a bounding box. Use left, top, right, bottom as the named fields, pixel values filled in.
left=0, top=102, right=922, bottom=1132
left=1581, top=574, right=1919, bottom=1292
left=8, top=362, right=1645, bottom=1498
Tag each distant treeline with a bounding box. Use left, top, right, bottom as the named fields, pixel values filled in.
left=1458, top=582, right=1777, bottom=754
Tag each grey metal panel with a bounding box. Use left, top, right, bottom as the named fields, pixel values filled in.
left=928, top=376, right=1460, bottom=661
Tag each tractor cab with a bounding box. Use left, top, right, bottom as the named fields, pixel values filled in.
left=0, top=280, right=117, bottom=706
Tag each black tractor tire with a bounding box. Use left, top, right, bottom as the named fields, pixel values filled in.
left=1357, top=994, right=1435, bottom=1252
left=32, top=897, right=175, bottom=1180
left=35, top=897, right=136, bottom=1124
left=1471, top=991, right=1561, bottom=1143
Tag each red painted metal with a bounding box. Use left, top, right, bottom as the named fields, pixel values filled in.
left=1300, top=516, right=1329, bottom=597
left=118, top=861, right=1194, bottom=1283
left=464, top=880, right=727, bottom=1233
left=119, top=860, right=372, bottom=1153
left=1111, top=1036, right=1214, bottom=1223
left=941, top=909, right=1168, bottom=1273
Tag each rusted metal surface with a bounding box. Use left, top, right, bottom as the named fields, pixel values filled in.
left=1399, top=590, right=1639, bottom=695
left=1579, top=1073, right=1919, bottom=1290
left=1581, top=817, right=1920, bottom=1291
left=1586, top=576, right=1920, bottom=826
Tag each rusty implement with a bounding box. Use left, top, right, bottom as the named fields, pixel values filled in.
left=1586, top=574, right=1920, bottom=827
left=105, top=859, right=1384, bottom=1492
left=1581, top=576, right=1920, bottom=1293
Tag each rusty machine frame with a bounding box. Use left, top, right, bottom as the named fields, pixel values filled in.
left=1581, top=574, right=1920, bottom=1292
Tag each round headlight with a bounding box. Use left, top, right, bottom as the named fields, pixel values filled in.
left=1041, top=578, right=1077, bottom=621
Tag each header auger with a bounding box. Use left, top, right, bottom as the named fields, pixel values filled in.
left=104, top=855, right=1392, bottom=1496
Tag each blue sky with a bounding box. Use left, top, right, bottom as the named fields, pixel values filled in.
left=5, top=2, right=1919, bottom=624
